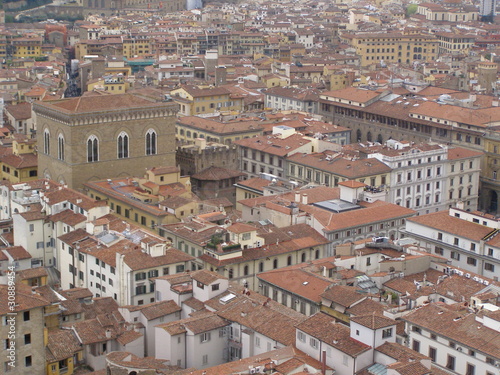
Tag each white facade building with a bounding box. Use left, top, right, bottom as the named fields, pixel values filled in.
left=58, top=218, right=195, bottom=305
left=405, top=207, right=500, bottom=278
left=119, top=300, right=181, bottom=357
left=367, top=140, right=482, bottom=215
left=404, top=303, right=500, bottom=375
left=155, top=312, right=230, bottom=369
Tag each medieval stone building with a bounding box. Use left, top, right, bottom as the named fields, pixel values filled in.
left=33, top=93, right=177, bottom=189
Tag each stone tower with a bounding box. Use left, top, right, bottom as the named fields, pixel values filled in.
left=477, top=61, right=498, bottom=94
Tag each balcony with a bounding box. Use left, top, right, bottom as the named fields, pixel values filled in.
left=206, top=242, right=241, bottom=253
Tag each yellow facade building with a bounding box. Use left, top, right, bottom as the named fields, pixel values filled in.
left=340, top=31, right=439, bottom=66
left=0, top=136, right=38, bottom=183
left=84, top=166, right=196, bottom=231
left=87, top=76, right=130, bottom=93
left=171, top=85, right=244, bottom=116
left=123, top=38, right=151, bottom=58
left=46, top=329, right=84, bottom=375
left=176, top=116, right=263, bottom=145
left=11, top=36, right=43, bottom=58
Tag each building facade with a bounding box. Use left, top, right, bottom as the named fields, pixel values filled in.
left=33, top=94, right=177, bottom=189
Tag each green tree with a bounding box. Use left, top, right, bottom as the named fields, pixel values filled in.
left=406, top=4, right=418, bottom=18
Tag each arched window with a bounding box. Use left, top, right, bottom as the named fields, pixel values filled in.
left=301, top=252, right=306, bottom=263
left=287, top=255, right=292, bottom=266
left=186, top=131, right=191, bottom=138
left=87, top=135, right=99, bottom=163
left=259, top=262, right=264, bottom=273
left=58, top=134, right=64, bottom=161
left=273, top=259, right=278, bottom=269
left=117, top=132, right=129, bottom=159
left=145, top=129, right=157, bottom=155
left=243, top=265, right=249, bottom=276
left=315, top=249, right=320, bottom=259
left=367, top=131, right=372, bottom=142
left=44, top=129, right=50, bottom=154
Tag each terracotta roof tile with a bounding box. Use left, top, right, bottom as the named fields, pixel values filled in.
left=403, top=304, right=500, bottom=358
left=0, top=152, right=37, bottom=169
left=257, top=268, right=332, bottom=303
left=158, top=311, right=229, bottom=335
left=3, top=246, right=31, bottom=260
left=191, top=166, right=245, bottom=181
left=191, top=269, right=226, bottom=285
left=46, top=329, right=82, bottom=362
left=216, top=294, right=305, bottom=346
left=17, top=267, right=48, bottom=280
left=35, top=93, right=175, bottom=114
left=0, top=283, right=49, bottom=315
left=407, top=211, right=492, bottom=241
left=234, top=133, right=312, bottom=157
left=350, top=314, right=395, bottom=329
left=5, top=102, right=32, bottom=120
left=48, top=209, right=87, bottom=226
left=296, top=312, right=370, bottom=357
left=320, top=285, right=366, bottom=307
left=122, top=300, right=181, bottom=321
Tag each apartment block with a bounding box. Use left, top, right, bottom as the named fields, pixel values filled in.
left=404, top=207, right=500, bottom=278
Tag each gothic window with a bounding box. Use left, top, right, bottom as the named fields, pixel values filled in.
left=145, top=129, right=157, bottom=156
left=87, top=135, right=99, bottom=163
left=117, top=132, right=129, bottom=159
left=44, top=129, right=50, bottom=154
left=58, top=134, right=64, bottom=161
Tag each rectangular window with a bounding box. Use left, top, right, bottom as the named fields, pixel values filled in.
left=310, top=338, right=318, bottom=349
left=434, top=247, right=444, bottom=255
left=176, top=264, right=185, bottom=273
left=466, top=363, right=475, bottom=375
left=467, top=257, right=477, bottom=266
left=382, top=328, right=392, bottom=338
left=429, top=347, right=437, bottom=362
left=24, top=334, right=31, bottom=345
left=485, top=263, right=495, bottom=272
left=200, top=332, right=211, bottom=343
left=23, top=311, right=30, bottom=321
left=25, top=356, right=32, bottom=367
left=412, top=339, right=420, bottom=352
left=446, top=355, right=455, bottom=370
left=298, top=331, right=306, bottom=342
left=135, top=285, right=146, bottom=295
left=148, top=270, right=159, bottom=278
